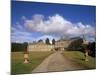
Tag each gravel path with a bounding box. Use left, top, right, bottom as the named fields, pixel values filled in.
left=32, top=51, right=85, bottom=73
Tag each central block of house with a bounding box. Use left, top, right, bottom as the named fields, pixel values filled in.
left=28, top=39, right=72, bottom=51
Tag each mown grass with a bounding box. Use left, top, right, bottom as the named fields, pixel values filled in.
left=62, top=51, right=96, bottom=69
left=11, top=51, right=52, bottom=75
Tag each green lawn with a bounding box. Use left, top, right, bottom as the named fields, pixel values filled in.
left=62, top=51, right=96, bottom=69
left=11, top=51, right=52, bottom=75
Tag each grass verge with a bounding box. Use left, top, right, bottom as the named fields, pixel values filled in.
left=11, top=51, right=52, bottom=75
left=62, top=51, right=96, bottom=69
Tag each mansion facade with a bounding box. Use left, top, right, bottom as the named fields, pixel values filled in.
left=28, top=39, right=72, bottom=51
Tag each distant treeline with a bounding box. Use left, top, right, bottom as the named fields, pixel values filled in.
left=11, top=42, right=28, bottom=52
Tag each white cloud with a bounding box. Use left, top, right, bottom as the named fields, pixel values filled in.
left=11, top=14, right=96, bottom=43
left=24, top=14, right=95, bottom=36
left=21, top=16, right=26, bottom=20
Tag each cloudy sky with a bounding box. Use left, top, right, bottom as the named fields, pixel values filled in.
left=11, top=1, right=96, bottom=43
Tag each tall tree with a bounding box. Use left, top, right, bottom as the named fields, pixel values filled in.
left=67, top=38, right=83, bottom=51
left=52, top=39, right=55, bottom=45
left=38, top=39, right=43, bottom=43
left=45, top=38, right=50, bottom=45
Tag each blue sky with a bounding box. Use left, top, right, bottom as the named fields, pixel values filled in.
left=11, top=1, right=96, bottom=43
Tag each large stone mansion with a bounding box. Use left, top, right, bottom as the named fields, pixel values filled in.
left=28, top=39, right=72, bottom=51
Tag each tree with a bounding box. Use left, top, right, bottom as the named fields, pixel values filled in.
left=52, top=39, right=55, bottom=45
left=45, top=38, right=50, bottom=45
left=67, top=38, right=84, bottom=51
left=23, top=42, right=28, bottom=52
left=88, top=42, right=96, bottom=57
left=38, top=39, right=43, bottom=43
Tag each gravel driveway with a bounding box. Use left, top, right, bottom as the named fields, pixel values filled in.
left=32, top=51, right=85, bottom=73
